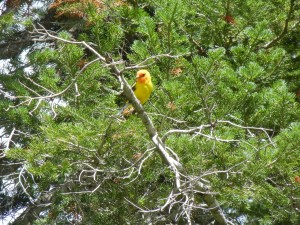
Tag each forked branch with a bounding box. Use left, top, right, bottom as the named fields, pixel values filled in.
left=14, top=24, right=230, bottom=225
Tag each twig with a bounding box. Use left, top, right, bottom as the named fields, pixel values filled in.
left=24, top=75, right=54, bottom=94
left=35, top=23, right=106, bottom=62
left=6, top=127, right=16, bottom=150
left=125, top=197, right=160, bottom=213
left=6, top=54, right=100, bottom=113
left=217, top=120, right=274, bottom=145
left=162, top=125, right=211, bottom=142
left=148, top=112, right=187, bottom=124
left=200, top=160, right=247, bottom=178
left=122, top=53, right=189, bottom=71
left=18, top=166, right=35, bottom=204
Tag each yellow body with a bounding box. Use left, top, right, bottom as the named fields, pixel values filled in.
left=134, top=70, right=153, bottom=104
left=120, top=70, right=153, bottom=115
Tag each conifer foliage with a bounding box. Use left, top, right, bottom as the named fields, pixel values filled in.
left=1, top=0, right=300, bottom=224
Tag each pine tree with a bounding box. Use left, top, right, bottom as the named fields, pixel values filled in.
left=1, top=0, right=300, bottom=224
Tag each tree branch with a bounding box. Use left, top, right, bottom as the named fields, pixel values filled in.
left=16, top=24, right=230, bottom=224
left=263, top=0, right=296, bottom=49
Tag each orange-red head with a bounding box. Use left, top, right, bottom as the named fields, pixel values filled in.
left=136, top=70, right=151, bottom=84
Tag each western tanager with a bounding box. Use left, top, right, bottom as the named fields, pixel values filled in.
left=120, top=69, right=153, bottom=115
left=133, top=69, right=153, bottom=104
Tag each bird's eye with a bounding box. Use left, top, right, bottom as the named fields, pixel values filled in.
left=141, top=73, right=146, bottom=77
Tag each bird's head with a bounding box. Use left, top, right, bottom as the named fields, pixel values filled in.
left=136, top=70, right=151, bottom=83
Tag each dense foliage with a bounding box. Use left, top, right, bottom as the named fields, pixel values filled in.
left=1, top=0, right=300, bottom=224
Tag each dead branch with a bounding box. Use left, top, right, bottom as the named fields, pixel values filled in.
left=13, top=24, right=231, bottom=225
left=123, top=53, right=190, bottom=71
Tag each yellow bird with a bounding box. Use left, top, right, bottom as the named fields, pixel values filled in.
left=133, top=69, right=153, bottom=104
left=120, top=69, right=153, bottom=115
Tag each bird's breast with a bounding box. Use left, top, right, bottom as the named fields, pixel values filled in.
left=134, top=81, right=153, bottom=104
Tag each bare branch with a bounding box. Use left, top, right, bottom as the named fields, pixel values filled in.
left=123, top=53, right=189, bottom=71
left=35, top=24, right=106, bottom=62
left=6, top=127, right=16, bottom=150
left=24, top=75, right=55, bottom=95
left=117, top=71, right=228, bottom=223
left=148, top=112, right=187, bottom=124
left=162, top=125, right=212, bottom=142
left=218, top=120, right=274, bottom=145
left=6, top=54, right=100, bottom=115
left=217, top=120, right=273, bottom=131
left=18, top=166, right=35, bottom=204
left=200, top=160, right=247, bottom=178
left=16, top=25, right=231, bottom=224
